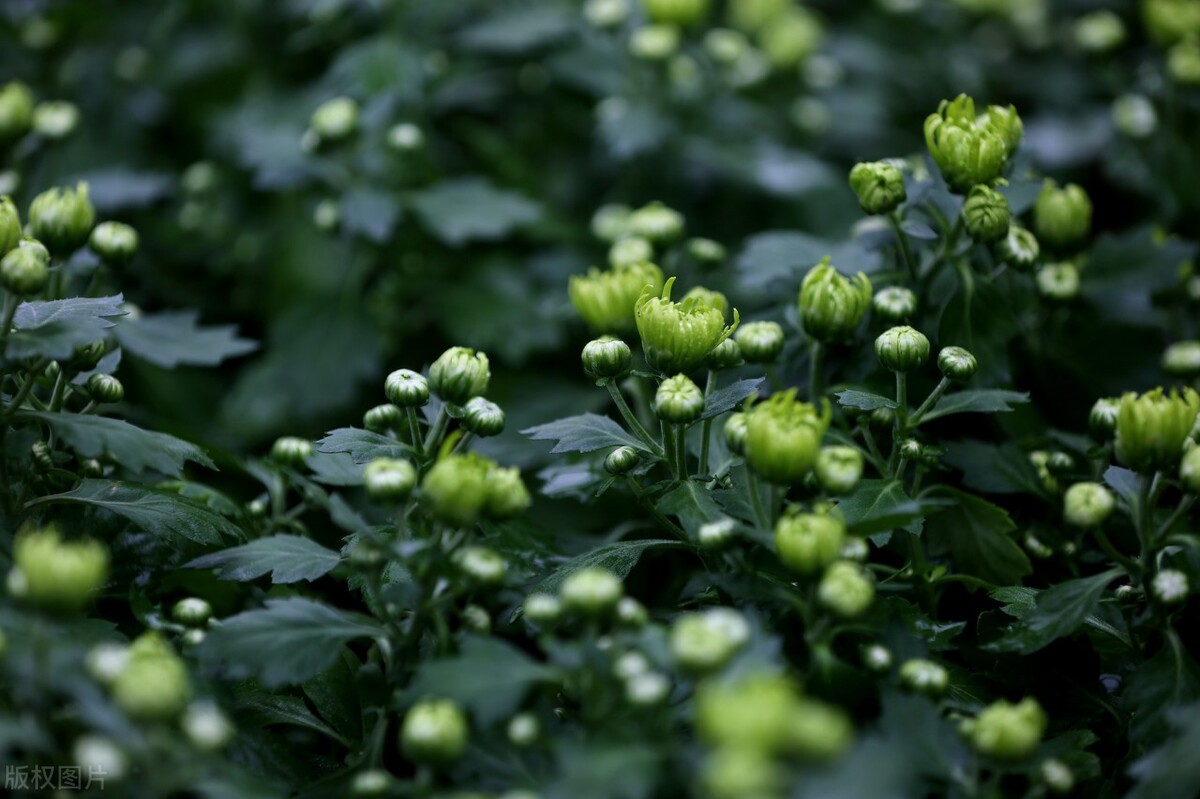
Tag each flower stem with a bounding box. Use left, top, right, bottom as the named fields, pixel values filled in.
left=608, top=382, right=665, bottom=457
left=746, top=465, right=771, bottom=531
left=405, top=407, right=425, bottom=460
left=889, top=211, right=918, bottom=281
left=699, top=370, right=716, bottom=476
left=907, top=377, right=951, bottom=429
left=422, top=406, right=449, bottom=456
left=808, top=340, right=823, bottom=400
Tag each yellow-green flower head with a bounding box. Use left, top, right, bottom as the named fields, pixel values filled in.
left=798, top=258, right=872, bottom=342
left=969, top=698, right=1046, bottom=760
left=111, top=632, right=192, bottom=721
left=979, top=104, right=1024, bottom=155
left=0, top=81, right=34, bottom=142
left=1142, top=0, right=1200, bottom=46
left=758, top=8, right=823, bottom=69
left=9, top=526, right=109, bottom=614
left=848, top=161, right=907, bottom=216
left=775, top=511, right=846, bottom=575
left=643, top=0, right=710, bottom=27
left=635, top=276, right=739, bottom=374
left=570, top=261, right=665, bottom=335
left=1114, top=387, right=1200, bottom=472
left=924, top=94, right=1010, bottom=192
left=682, top=286, right=729, bottom=319
left=962, top=185, right=1011, bottom=244
left=1034, top=180, right=1092, bottom=251
left=744, top=389, right=831, bottom=484
left=29, top=182, right=95, bottom=255
left=428, top=346, right=490, bottom=405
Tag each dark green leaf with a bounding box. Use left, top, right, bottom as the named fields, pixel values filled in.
left=458, top=5, right=576, bottom=52
left=987, top=569, right=1121, bottom=653
left=316, top=427, right=411, bottom=463
left=919, top=389, right=1029, bottom=423
left=187, top=535, right=342, bottom=583
left=943, top=440, right=1046, bottom=496
left=411, top=178, right=541, bottom=246
left=923, top=488, right=1032, bottom=586
left=1123, top=634, right=1200, bottom=746
left=114, top=310, right=257, bottom=368
left=408, top=636, right=558, bottom=724
left=835, top=390, right=898, bottom=412
left=7, top=295, right=127, bottom=361
left=303, top=652, right=363, bottom=745
left=304, top=450, right=365, bottom=486
left=1127, top=703, right=1200, bottom=799
left=523, top=413, right=649, bottom=454
left=532, top=539, right=689, bottom=595
left=836, top=480, right=935, bottom=540
left=657, top=480, right=723, bottom=538
left=233, top=693, right=349, bottom=745
left=21, top=411, right=214, bottom=476
left=736, top=231, right=881, bottom=292
left=340, top=186, right=401, bottom=243
left=700, top=378, right=765, bottom=419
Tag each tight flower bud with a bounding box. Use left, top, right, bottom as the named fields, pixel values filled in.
left=817, top=561, right=874, bottom=617
left=605, top=445, right=639, bottom=475
left=523, top=592, right=562, bottom=625
left=1089, top=398, right=1118, bottom=439
left=704, top=747, right=781, bottom=799
left=814, top=446, right=864, bottom=494
left=183, top=703, right=233, bottom=751
left=848, top=161, right=906, bottom=216
left=1163, top=341, right=1200, bottom=377
left=775, top=512, right=845, bottom=575
left=938, top=346, right=977, bottom=381
left=696, top=673, right=800, bottom=753
left=0, top=196, right=20, bottom=257
left=759, top=9, right=823, bottom=69
left=363, top=458, right=417, bottom=503
left=627, top=202, right=684, bottom=244
left=401, top=700, right=468, bottom=765
left=745, top=390, right=830, bottom=484
left=507, top=713, right=540, bottom=747
left=310, top=96, right=359, bottom=142
left=670, top=607, right=749, bottom=672
left=112, top=632, right=192, bottom=721
left=69, top=339, right=107, bottom=372
left=655, top=374, right=705, bottom=424
left=87, top=373, right=124, bottom=404
left=873, top=286, right=917, bottom=322
left=33, top=101, right=78, bottom=139
left=1073, top=10, right=1126, bottom=53
left=591, top=204, right=631, bottom=243
left=0, top=82, right=34, bottom=142
left=630, top=25, right=681, bottom=61
left=463, top=397, right=506, bottom=437
left=635, top=277, right=739, bottom=374
left=9, top=527, right=108, bottom=613
left=88, top=221, right=138, bottom=264
left=172, top=597, right=213, bottom=627
left=571, top=261, right=665, bottom=334
left=0, top=246, right=49, bottom=295
left=29, top=182, right=95, bottom=255
left=1115, top=387, right=1200, bottom=472
left=875, top=325, right=930, bottom=373
left=429, top=347, right=490, bottom=405
left=798, top=259, right=872, bottom=342
left=924, top=95, right=1011, bottom=192
left=609, top=236, right=654, bottom=268
left=688, top=237, right=726, bottom=265
left=386, top=122, right=424, bottom=152
left=899, top=658, right=948, bottom=695
left=1152, top=568, right=1189, bottom=604
left=997, top=225, right=1040, bottom=271
left=271, top=436, right=312, bottom=466
left=484, top=465, right=530, bottom=519
left=1034, top=181, right=1092, bottom=251
left=734, top=321, right=784, bottom=363
left=1036, top=263, right=1080, bottom=301
left=1169, top=38, right=1200, bottom=85
left=962, top=185, right=1011, bottom=244
left=384, top=369, right=430, bottom=408
left=643, top=0, right=710, bottom=27
left=1180, top=446, right=1200, bottom=493
left=706, top=338, right=744, bottom=369
left=421, top=454, right=490, bottom=526
left=363, top=403, right=401, bottom=432
left=724, top=411, right=748, bottom=455
left=969, top=698, right=1046, bottom=760
left=1041, top=759, right=1075, bottom=794
left=862, top=643, right=892, bottom=672
left=454, top=546, right=508, bottom=586
left=1063, top=482, right=1115, bottom=527
left=698, top=517, right=737, bottom=550
left=582, top=336, right=632, bottom=380
left=560, top=567, right=623, bottom=615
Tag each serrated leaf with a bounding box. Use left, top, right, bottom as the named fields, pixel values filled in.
left=736, top=231, right=881, bottom=293
left=408, top=636, right=558, bottom=724
left=919, top=389, right=1029, bottom=423
left=30, top=480, right=241, bottom=546
left=700, top=378, right=765, bottom=419
left=114, top=310, right=257, bottom=368
left=532, top=539, right=689, bottom=595
left=523, top=413, right=649, bottom=454
left=200, top=598, right=383, bottom=687
left=657, top=480, right=723, bottom=538
left=836, top=480, right=933, bottom=539
left=923, top=488, right=1032, bottom=586
left=21, top=411, right=214, bottom=477
left=943, top=440, right=1045, bottom=496
left=835, top=390, right=898, bottom=412
left=411, top=178, right=541, bottom=246
left=233, top=693, right=350, bottom=745
left=316, top=427, right=412, bottom=463
left=986, top=569, right=1121, bottom=653
left=304, top=451, right=365, bottom=486
left=989, top=586, right=1038, bottom=617
left=6, top=295, right=127, bottom=361
left=187, top=535, right=341, bottom=583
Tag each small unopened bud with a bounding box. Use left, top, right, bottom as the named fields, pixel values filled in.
left=775, top=512, right=845, bottom=575
left=698, top=517, right=737, bottom=550
left=654, top=374, right=706, bottom=425
left=629, top=25, right=681, bottom=61
left=429, top=347, right=490, bottom=405
left=29, top=182, right=95, bottom=255
left=1034, top=180, right=1092, bottom=251
left=899, top=658, right=948, bottom=696
left=1163, top=341, right=1200, bottom=377
left=523, top=592, right=562, bottom=625
left=814, top=446, right=863, bottom=494
left=0, top=82, right=34, bottom=142
left=872, top=286, right=917, bottom=322
left=463, top=397, right=505, bottom=437
left=89, top=221, right=138, bottom=264
left=938, top=346, right=977, bottom=381
left=32, top=101, right=78, bottom=139
left=1180, top=446, right=1200, bottom=493
left=454, top=546, right=508, bottom=586
left=997, top=225, right=1040, bottom=271
left=309, top=96, right=359, bottom=143
left=1089, top=397, right=1120, bottom=439
left=687, top=237, right=726, bottom=265
left=862, top=644, right=892, bottom=672
left=87, top=374, right=125, bottom=404
left=271, top=436, right=312, bottom=466
left=608, top=236, right=654, bottom=268
left=723, top=412, right=748, bottom=455
left=706, top=338, right=743, bottom=370
left=875, top=326, right=930, bottom=373
left=1111, top=94, right=1158, bottom=139
left=182, top=702, right=234, bottom=751
left=0, top=245, right=49, bottom=295
left=363, top=458, right=417, bottom=503
left=616, top=596, right=649, bottom=627
left=1041, top=758, right=1075, bottom=794
left=386, top=122, right=424, bottom=152
left=962, top=185, right=1011, bottom=244
left=384, top=369, right=430, bottom=408
left=0, top=196, right=21, bottom=257
left=670, top=607, right=749, bottom=673
left=400, top=700, right=468, bottom=766
left=1036, top=263, right=1080, bottom=301
left=582, top=336, right=632, bottom=380
left=605, top=445, right=639, bottom=475
left=817, top=561, right=874, bottom=618
left=363, top=403, right=401, bottom=432
left=1063, top=482, right=1114, bottom=528
left=1152, top=568, right=1190, bottom=605
left=848, top=161, right=906, bottom=216
left=627, top=202, right=685, bottom=244
left=626, top=671, right=671, bottom=706
left=313, top=199, right=340, bottom=232
left=560, top=567, right=623, bottom=615
left=734, top=321, right=784, bottom=363
left=172, top=597, right=212, bottom=627
left=969, top=698, right=1046, bottom=760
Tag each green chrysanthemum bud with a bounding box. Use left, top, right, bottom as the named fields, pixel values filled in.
left=848, top=161, right=907, bottom=216
left=111, top=632, right=192, bottom=721
left=872, top=286, right=917, bottom=322
left=1090, top=397, right=1120, bottom=439
left=89, top=221, right=138, bottom=264
left=616, top=596, right=649, bottom=628
left=9, top=527, right=108, bottom=614
left=1041, top=759, right=1076, bottom=795
left=840, top=537, right=869, bottom=562
left=463, top=606, right=490, bottom=636
left=789, top=697, right=855, bottom=760
left=609, top=236, right=655, bottom=268
left=970, top=698, right=1046, bottom=760
left=703, top=746, right=782, bottom=799
left=684, top=286, right=729, bottom=318
left=924, top=94, right=1011, bottom=192
left=1063, top=482, right=1115, bottom=527
left=625, top=671, right=670, bottom=705
left=627, top=202, right=684, bottom=244
left=1036, top=263, right=1080, bottom=301
left=775, top=512, right=845, bottom=575
left=591, top=204, right=632, bottom=243
left=698, top=517, right=737, bottom=550
left=687, top=237, right=727, bottom=265
left=1112, top=93, right=1158, bottom=139
left=1115, top=387, right=1200, bottom=472
left=962, top=185, right=1011, bottom=244
left=454, top=546, right=508, bottom=586
left=706, top=338, right=744, bottom=369
left=758, top=8, right=823, bottom=69
left=0, top=82, right=34, bottom=142
left=421, top=454, right=491, bottom=526
left=18, top=236, right=49, bottom=263
left=523, top=592, right=562, bottom=625
left=1163, top=340, right=1200, bottom=377
left=644, top=0, right=709, bottom=26
left=72, top=736, right=127, bottom=783
left=313, top=199, right=340, bottom=232
left=997, top=225, right=1040, bottom=271
left=571, top=261, right=665, bottom=334
left=734, top=321, right=784, bottom=363
left=814, top=446, right=864, bottom=494
left=0, top=245, right=49, bottom=295
left=484, top=464, right=530, bottom=519
left=635, top=277, right=739, bottom=374
left=655, top=374, right=706, bottom=424
left=384, top=369, right=430, bottom=408
left=32, top=101, right=78, bottom=139
left=69, top=339, right=107, bottom=371
left=1169, top=38, right=1200, bottom=84
left=605, top=445, right=640, bottom=475
left=817, top=561, right=874, bottom=617
left=363, top=458, right=417, bottom=503
left=875, top=325, right=930, bottom=373
left=980, top=104, right=1024, bottom=155
left=704, top=27, right=749, bottom=63
left=172, top=597, right=213, bottom=627
left=507, top=713, right=540, bottom=747
left=938, top=346, right=978, bottom=381
left=724, top=411, right=748, bottom=455
left=630, top=25, right=682, bottom=60
left=401, top=700, right=468, bottom=765
left=899, top=658, right=949, bottom=696
left=560, top=567, right=623, bottom=615
left=271, top=436, right=312, bottom=466
left=862, top=643, right=892, bottom=672
left=582, top=336, right=632, bottom=380
left=363, top=403, right=401, bottom=433
left=1072, top=10, right=1126, bottom=53
left=798, top=259, right=872, bottom=342
left=744, top=390, right=831, bottom=484
left=429, top=347, right=490, bottom=405
left=1034, top=180, right=1092, bottom=251
left=670, top=607, right=749, bottom=673
left=29, top=182, right=95, bottom=255
left=183, top=703, right=234, bottom=751
left=1152, top=568, right=1190, bottom=604
left=87, top=373, right=124, bottom=404
left=696, top=673, right=801, bottom=754
left=386, top=122, right=424, bottom=152
left=310, top=96, right=359, bottom=142
left=463, top=397, right=506, bottom=437
left=1180, top=446, right=1200, bottom=493
left=1142, top=0, right=1200, bottom=46
left=0, top=196, right=21, bottom=257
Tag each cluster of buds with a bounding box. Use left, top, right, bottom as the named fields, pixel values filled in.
left=421, top=453, right=529, bottom=527
left=29, top=181, right=95, bottom=255
left=7, top=526, right=109, bottom=614
left=965, top=698, right=1047, bottom=760
left=635, top=276, right=739, bottom=373
left=744, top=390, right=831, bottom=484
left=798, top=259, right=872, bottom=342
left=924, top=94, right=1022, bottom=193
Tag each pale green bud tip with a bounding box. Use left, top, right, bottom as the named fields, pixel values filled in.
left=1152, top=568, right=1190, bottom=604
left=89, top=221, right=138, bottom=262
left=87, top=373, right=125, bottom=404
left=775, top=512, right=846, bottom=574
left=745, top=390, right=831, bottom=484
left=363, top=403, right=401, bottom=432
left=899, top=658, right=949, bottom=695
left=571, top=261, right=664, bottom=334
left=862, top=644, right=892, bottom=672
left=463, top=396, right=505, bottom=437
left=454, top=546, right=508, bottom=585
left=698, top=517, right=737, bottom=549
left=351, top=769, right=393, bottom=796
left=1163, top=341, right=1200, bottom=377
left=799, top=259, right=873, bottom=342
left=1112, top=94, right=1158, bottom=139
left=1072, top=10, right=1126, bottom=53
left=609, top=236, right=654, bottom=267
left=724, top=411, right=749, bottom=455
left=872, top=286, right=917, bottom=322
left=1115, top=387, right=1200, bottom=472
left=313, top=199, right=339, bottom=231
left=32, top=100, right=79, bottom=139
left=814, top=445, right=864, bottom=494
left=1036, top=263, right=1080, bottom=301
left=0, top=82, right=35, bottom=141
left=484, top=464, right=530, bottom=519
left=384, top=368, right=430, bottom=407
left=560, top=567, right=624, bottom=614
left=626, top=671, right=671, bottom=705
left=704, top=28, right=749, bottom=64
left=1062, top=482, right=1115, bottom=527
left=591, top=203, right=632, bottom=242
left=1034, top=180, right=1092, bottom=251
left=586, top=0, right=631, bottom=28
left=627, top=202, right=685, bottom=244
left=635, top=276, right=739, bottom=374
left=817, top=561, right=874, bottom=617
left=617, top=596, right=649, bottom=627
left=759, top=8, right=823, bottom=69
left=629, top=25, right=682, bottom=61
left=670, top=607, right=749, bottom=672
left=1180, top=446, right=1200, bottom=493
left=10, top=527, right=109, bottom=613
left=112, top=632, right=192, bottom=721
left=582, top=336, right=632, bottom=379
left=28, top=181, right=95, bottom=254
left=271, top=436, right=312, bottom=466
left=386, top=122, right=423, bottom=151
left=605, top=445, right=640, bottom=475
left=363, top=458, right=417, bottom=503
left=875, top=325, right=930, bottom=372
left=970, top=698, right=1046, bottom=760
left=997, top=225, right=1040, bottom=270
left=73, top=737, right=127, bottom=782
left=644, top=0, right=710, bottom=27
left=523, top=592, right=562, bottom=624
left=1090, top=397, right=1120, bottom=438
left=848, top=161, right=906, bottom=215
left=734, top=321, right=784, bottom=363
left=310, top=96, right=359, bottom=141
left=172, top=597, right=212, bottom=626
left=938, top=346, right=978, bottom=380
left=507, top=713, right=540, bottom=746
left=428, top=346, right=490, bottom=405
left=687, top=237, right=726, bottom=264
left=401, top=700, right=468, bottom=765
left=0, top=245, right=49, bottom=295
left=1041, top=759, right=1075, bottom=794
left=655, top=374, right=706, bottom=424
left=962, top=185, right=1011, bottom=244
